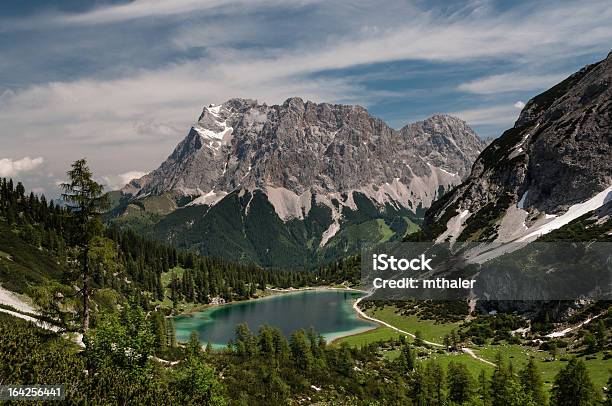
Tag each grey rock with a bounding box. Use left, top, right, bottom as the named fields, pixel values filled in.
left=425, top=52, right=612, bottom=239
left=401, top=114, right=488, bottom=179
left=124, top=98, right=484, bottom=216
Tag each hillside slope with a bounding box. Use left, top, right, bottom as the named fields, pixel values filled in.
left=423, top=52, right=612, bottom=244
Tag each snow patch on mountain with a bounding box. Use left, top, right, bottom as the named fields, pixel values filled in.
left=517, top=185, right=612, bottom=242
left=187, top=190, right=228, bottom=206
left=193, top=124, right=233, bottom=143
left=192, top=104, right=235, bottom=152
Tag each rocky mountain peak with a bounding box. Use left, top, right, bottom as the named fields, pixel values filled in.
left=116, top=98, right=487, bottom=266
left=423, top=52, right=612, bottom=244
left=123, top=98, right=486, bottom=224
left=401, top=114, right=487, bottom=179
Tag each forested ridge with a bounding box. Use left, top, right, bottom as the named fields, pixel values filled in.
left=0, top=176, right=355, bottom=324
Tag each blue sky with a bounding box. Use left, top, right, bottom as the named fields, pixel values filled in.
left=0, top=0, right=610, bottom=196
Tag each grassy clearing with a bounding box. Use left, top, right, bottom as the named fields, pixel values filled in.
left=340, top=304, right=609, bottom=392
left=376, top=219, right=395, bottom=242
left=334, top=327, right=403, bottom=347
left=428, top=351, right=494, bottom=377
left=381, top=346, right=494, bottom=377
left=402, top=217, right=421, bottom=237
left=161, top=266, right=185, bottom=288
left=365, top=306, right=461, bottom=344
left=475, top=343, right=610, bottom=391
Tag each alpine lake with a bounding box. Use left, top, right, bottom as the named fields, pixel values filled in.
left=174, top=290, right=375, bottom=347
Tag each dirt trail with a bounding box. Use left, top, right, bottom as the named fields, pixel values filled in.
left=353, top=295, right=501, bottom=367
left=461, top=347, right=495, bottom=366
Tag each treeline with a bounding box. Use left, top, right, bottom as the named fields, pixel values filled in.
left=4, top=307, right=609, bottom=405
left=218, top=327, right=610, bottom=405
left=313, top=253, right=361, bottom=286
left=0, top=310, right=225, bottom=405
left=0, top=178, right=70, bottom=260
left=0, top=177, right=350, bottom=317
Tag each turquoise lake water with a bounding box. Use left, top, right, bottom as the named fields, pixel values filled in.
left=174, top=290, right=375, bottom=346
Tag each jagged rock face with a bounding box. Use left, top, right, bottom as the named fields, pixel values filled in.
left=126, top=98, right=483, bottom=220
left=115, top=98, right=485, bottom=266
left=401, top=114, right=488, bottom=179
left=425, top=52, right=612, bottom=242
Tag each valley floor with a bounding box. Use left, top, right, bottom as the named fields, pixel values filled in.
left=336, top=303, right=611, bottom=392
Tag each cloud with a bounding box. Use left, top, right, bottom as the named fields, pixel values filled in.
left=450, top=104, right=521, bottom=126
left=457, top=72, right=569, bottom=94
left=1, top=0, right=611, bottom=196
left=0, top=157, right=44, bottom=177
left=55, top=0, right=322, bottom=25
left=514, top=101, right=526, bottom=109
left=101, top=171, right=148, bottom=191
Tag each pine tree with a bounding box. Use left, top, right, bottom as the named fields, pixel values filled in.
left=551, top=358, right=600, bottom=406
left=289, top=330, right=313, bottom=371
left=151, top=311, right=167, bottom=352
left=424, top=360, right=445, bottom=406
left=167, top=317, right=177, bottom=348
left=398, top=341, right=416, bottom=373
left=61, top=159, right=108, bottom=333
left=450, top=329, right=458, bottom=350
left=410, top=362, right=428, bottom=405
left=448, top=361, right=473, bottom=403
left=520, top=358, right=547, bottom=406
left=490, top=352, right=512, bottom=406
left=596, top=319, right=607, bottom=350
left=478, top=369, right=491, bottom=406
left=187, top=331, right=202, bottom=356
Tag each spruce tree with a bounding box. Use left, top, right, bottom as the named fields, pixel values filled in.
left=61, top=159, right=108, bottom=332
left=520, top=358, right=547, bottom=405
left=448, top=361, right=473, bottom=403
left=425, top=360, right=445, bottom=406
left=478, top=369, right=491, bottom=406
left=596, top=319, right=606, bottom=350
left=167, top=317, right=177, bottom=348
left=551, top=358, right=600, bottom=406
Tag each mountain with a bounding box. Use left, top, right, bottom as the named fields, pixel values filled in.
left=400, top=114, right=488, bottom=179
left=423, top=52, right=612, bottom=244
left=113, top=98, right=486, bottom=267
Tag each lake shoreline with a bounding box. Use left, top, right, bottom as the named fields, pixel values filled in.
left=174, top=287, right=377, bottom=346
left=175, top=285, right=368, bottom=317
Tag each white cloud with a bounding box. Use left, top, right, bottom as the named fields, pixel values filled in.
left=101, top=171, right=149, bottom=191
left=450, top=104, right=521, bottom=126
left=56, top=0, right=322, bottom=25
left=514, top=101, right=526, bottom=109
left=457, top=72, right=569, bottom=94
left=1, top=0, right=611, bottom=194
left=0, top=157, right=44, bottom=177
